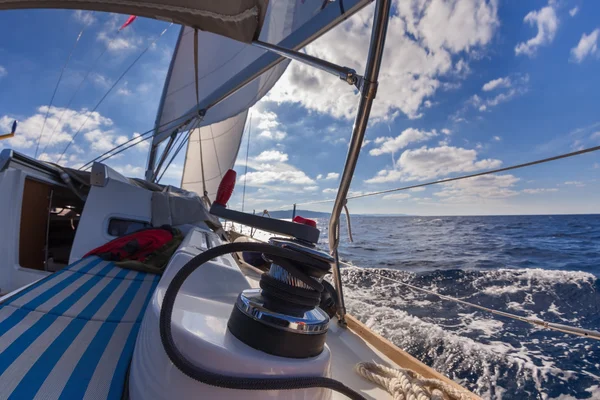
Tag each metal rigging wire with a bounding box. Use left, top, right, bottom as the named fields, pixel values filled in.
left=156, top=123, right=197, bottom=183
left=154, top=120, right=197, bottom=182
left=78, top=110, right=199, bottom=171
left=283, top=144, right=600, bottom=208
left=41, top=22, right=124, bottom=158
left=56, top=23, right=173, bottom=164
left=94, top=134, right=154, bottom=166
left=78, top=130, right=152, bottom=170
left=241, top=113, right=252, bottom=212
left=34, top=20, right=89, bottom=158
left=156, top=132, right=190, bottom=184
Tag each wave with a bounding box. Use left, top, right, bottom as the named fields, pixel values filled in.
left=341, top=267, right=600, bottom=399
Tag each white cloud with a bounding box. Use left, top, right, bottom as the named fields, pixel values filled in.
left=409, top=187, right=426, bottom=192
left=113, top=164, right=144, bottom=177
left=466, top=74, right=529, bottom=113
left=515, top=5, right=559, bottom=57
left=569, top=7, right=579, bottom=17
left=441, top=128, right=452, bottom=135
left=323, top=188, right=337, bottom=194
left=130, top=132, right=150, bottom=151
left=324, top=172, right=340, bottom=180
left=482, top=77, right=511, bottom=91
left=0, top=65, right=6, bottom=78
left=382, top=193, right=411, bottom=200
left=83, top=129, right=119, bottom=152
left=570, top=29, right=599, bottom=63
left=435, top=174, right=520, bottom=202
left=117, top=86, right=132, bottom=96
left=82, top=130, right=148, bottom=155
left=304, top=186, right=319, bottom=192
left=240, top=170, right=314, bottom=186
left=96, top=14, right=142, bottom=53
left=255, top=150, right=288, bottom=163
left=365, top=145, right=502, bottom=183
left=316, top=174, right=323, bottom=180
left=237, top=149, right=315, bottom=189
left=266, top=0, right=499, bottom=121
left=91, top=73, right=111, bottom=89
left=258, top=130, right=287, bottom=140
left=493, top=136, right=501, bottom=141
left=0, top=106, right=150, bottom=166
left=1, top=106, right=113, bottom=154
left=523, top=188, right=558, bottom=194
left=73, top=10, right=96, bottom=25
left=564, top=180, right=585, bottom=187
left=369, top=128, right=438, bottom=156
left=253, top=105, right=288, bottom=141
left=592, top=131, right=600, bottom=140
left=38, top=152, right=84, bottom=168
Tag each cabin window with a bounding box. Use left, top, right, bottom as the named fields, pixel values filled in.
left=19, top=178, right=85, bottom=272
left=107, top=218, right=151, bottom=237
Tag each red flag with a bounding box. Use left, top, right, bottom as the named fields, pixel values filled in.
left=119, top=15, right=137, bottom=30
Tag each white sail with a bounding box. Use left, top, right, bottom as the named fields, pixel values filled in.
left=180, top=110, right=248, bottom=199
left=153, top=26, right=289, bottom=143
left=152, top=0, right=371, bottom=145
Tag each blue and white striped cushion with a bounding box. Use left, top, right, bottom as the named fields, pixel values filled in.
left=0, top=256, right=160, bottom=399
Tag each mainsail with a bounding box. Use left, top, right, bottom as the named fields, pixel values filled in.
left=152, top=0, right=371, bottom=194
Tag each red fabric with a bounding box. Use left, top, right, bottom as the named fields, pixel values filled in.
left=216, top=169, right=236, bottom=205
left=119, top=15, right=137, bottom=30
left=293, top=216, right=317, bottom=228
left=85, top=227, right=173, bottom=262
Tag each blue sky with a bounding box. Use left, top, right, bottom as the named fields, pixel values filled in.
left=1, top=0, right=599, bottom=216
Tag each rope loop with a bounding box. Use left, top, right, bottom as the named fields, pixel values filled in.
left=355, top=362, right=472, bottom=400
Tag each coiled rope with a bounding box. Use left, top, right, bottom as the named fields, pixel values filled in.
left=355, top=362, right=472, bottom=400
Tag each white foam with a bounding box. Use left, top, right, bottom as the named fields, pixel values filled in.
left=341, top=266, right=597, bottom=399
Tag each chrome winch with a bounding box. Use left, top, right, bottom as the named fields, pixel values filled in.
left=227, top=236, right=334, bottom=358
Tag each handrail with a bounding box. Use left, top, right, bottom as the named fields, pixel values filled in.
left=328, top=0, right=391, bottom=326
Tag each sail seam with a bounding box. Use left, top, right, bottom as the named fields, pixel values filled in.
left=0, top=0, right=260, bottom=23
left=166, top=47, right=248, bottom=99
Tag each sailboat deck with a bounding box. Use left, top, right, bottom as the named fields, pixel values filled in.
left=0, top=256, right=159, bottom=399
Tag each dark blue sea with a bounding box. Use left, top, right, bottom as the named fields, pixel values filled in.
left=317, top=214, right=600, bottom=400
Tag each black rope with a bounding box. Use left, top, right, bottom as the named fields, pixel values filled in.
left=260, top=273, right=321, bottom=308
left=159, top=242, right=365, bottom=400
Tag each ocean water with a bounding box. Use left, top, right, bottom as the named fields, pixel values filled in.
left=316, top=214, right=600, bottom=400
